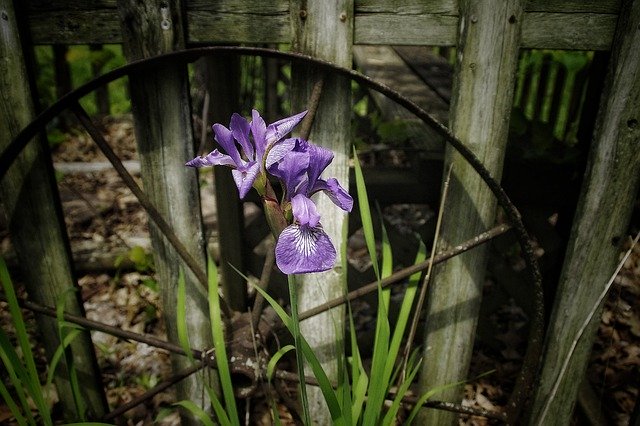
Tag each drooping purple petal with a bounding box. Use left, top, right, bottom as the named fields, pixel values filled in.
left=275, top=223, right=336, bottom=274
left=291, top=193, right=321, bottom=228
left=311, top=178, right=354, bottom=212
left=213, top=124, right=243, bottom=166
left=266, top=110, right=308, bottom=144
left=231, top=162, right=261, bottom=199
left=230, top=113, right=253, bottom=161
left=186, top=149, right=236, bottom=168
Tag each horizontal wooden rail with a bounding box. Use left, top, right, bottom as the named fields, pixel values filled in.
left=24, top=0, right=619, bottom=50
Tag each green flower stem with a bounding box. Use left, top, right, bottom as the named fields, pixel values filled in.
left=288, top=274, right=311, bottom=425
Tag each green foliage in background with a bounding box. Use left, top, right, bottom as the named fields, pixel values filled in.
left=34, top=44, right=130, bottom=115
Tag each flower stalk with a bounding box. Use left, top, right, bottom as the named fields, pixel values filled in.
left=186, top=109, right=353, bottom=423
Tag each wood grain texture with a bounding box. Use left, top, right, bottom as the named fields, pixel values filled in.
left=529, top=1, right=640, bottom=423
left=25, top=0, right=619, bottom=49
left=187, top=10, right=290, bottom=44
left=116, top=1, right=213, bottom=422
left=0, top=0, right=108, bottom=418
left=290, top=0, right=353, bottom=422
left=521, top=12, right=618, bottom=50
left=417, top=1, right=524, bottom=424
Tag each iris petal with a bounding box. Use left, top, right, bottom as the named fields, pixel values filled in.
left=251, top=110, right=268, bottom=160
left=186, top=149, right=236, bottom=168
left=265, top=137, right=297, bottom=170
left=269, top=148, right=309, bottom=199
left=231, top=162, right=261, bottom=199
left=306, top=143, right=334, bottom=186
left=266, top=110, right=308, bottom=144
left=311, top=178, right=353, bottom=212
left=275, top=223, right=336, bottom=274
left=291, top=194, right=321, bottom=228
left=213, top=124, right=243, bottom=166
left=230, top=113, right=253, bottom=161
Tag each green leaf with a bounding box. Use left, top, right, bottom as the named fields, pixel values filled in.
left=0, top=332, right=30, bottom=426
left=0, top=257, right=50, bottom=424
left=353, top=147, right=379, bottom=280
left=176, top=268, right=194, bottom=363
left=266, top=345, right=295, bottom=382
left=174, top=400, right=216, bottom=426
left=206, top=384, right=232, bottom=426
left=383, top=237, right=427, bottom=388
left=381, top=359, right=422, bottom=426
left=46, top=329, right=82, bottom=387
left=250, top=282, right=345, bottom=425
left=406, top=370, right=495, bottom=425
left=207, top=257, right=239, bottom=426
left=55, top=288, right=86, bottom=420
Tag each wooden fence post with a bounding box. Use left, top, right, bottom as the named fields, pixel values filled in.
left=529, top=1, right=640, bottom=423
left=0, top=0, right=108, bottom=419
left=198, top=55, right=247, bottom=312
left=116, top=0, right=213, bottom=421
left=418, top=1, right=524, bottom=424
left=290, top=0, right=353, bottom=421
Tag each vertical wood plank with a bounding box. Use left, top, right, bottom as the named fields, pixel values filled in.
left=290, top=0, right=353, bottom=422
left=0, top=0, right=107, bottom=419
left=529, top=0, right=640, bottom=423
left=202, top=54, right=247, bottom=312
left=116, top=0, right=213, bottom=421
left=418, top=1, right=524, bottom=424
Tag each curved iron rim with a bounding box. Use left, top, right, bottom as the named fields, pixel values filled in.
left=0, top=46, right=543, bottom=423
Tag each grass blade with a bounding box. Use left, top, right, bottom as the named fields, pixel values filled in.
left=381, top=359, right=422, bottom=426
left=346, top=299, right=367, bottom=425
left=406, top=370, right=495, bottom=425
left=267, top=345, right=295, bottom=382
left=55, top=289, right=85, bottom=420
left=353, top=147, right=379, bottom=280
left=0, top=257, right=50, bottom=424
left=176, top=268, right=194, bottom=363
left=266, top=345, right=294, bottom=426
left=251, top=282, right=345, bottom=424
left=174, top=400, right=216, bottom=426
left=46, top=329, right=81, bottom=387
left=206, top=384, right=232, bottom=426
left=207, top=257, right=239, bottom=426
left=0, top=330, right=30, bottom=426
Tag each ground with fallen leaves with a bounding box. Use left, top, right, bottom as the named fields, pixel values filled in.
left=1, top=115, right=638, bottom=425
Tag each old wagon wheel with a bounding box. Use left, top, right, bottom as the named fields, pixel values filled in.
left=0, top=46, right=543, bottom=424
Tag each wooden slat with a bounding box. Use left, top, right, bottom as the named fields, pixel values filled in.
left=28, top=10, right=122, bottom=44
left=354, top=14, right=458, bottom=46
left=116, top=0, right=213, bottom=420
left=186, top=10, right=290, bottom=44
left=525, top=0, right=621, bottom=13
left=417, top=0, right=525, bottom=423
left=290, top=0, right=354, bottom=423
left=355, top=0, right=457, bottom=14
left=521, top=12, right=618, bottom=50
left=0, top=0, right=108, bottom=417
left=26, top=0, right=619, bottom=50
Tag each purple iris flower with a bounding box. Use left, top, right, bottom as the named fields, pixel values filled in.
left=269, top=139, right=353, bottom=274
left=186, top=110, right=307, bottom=199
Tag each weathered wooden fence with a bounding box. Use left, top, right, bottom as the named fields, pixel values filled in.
left=1, top=0, right=639, bottom=424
